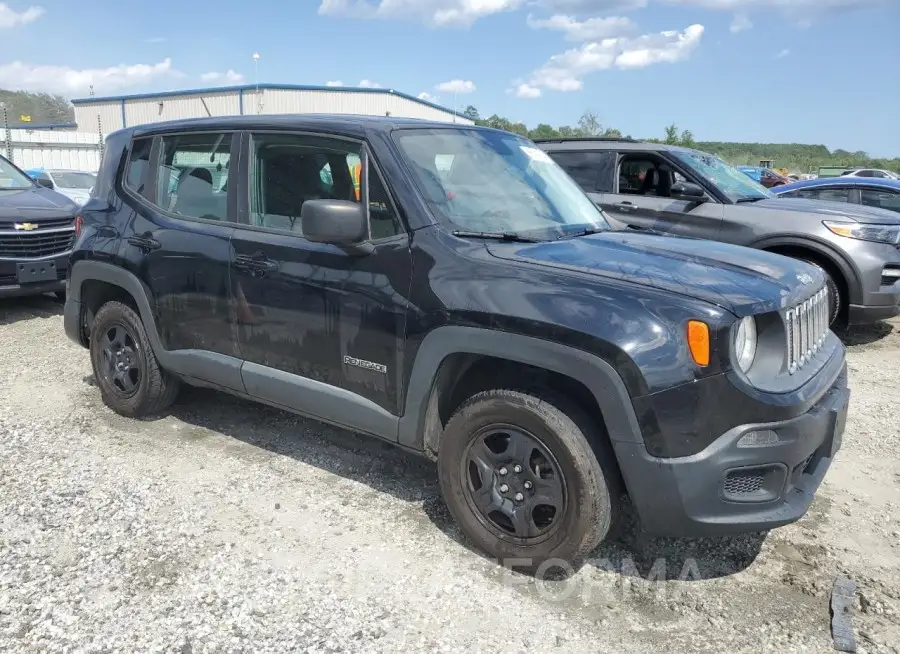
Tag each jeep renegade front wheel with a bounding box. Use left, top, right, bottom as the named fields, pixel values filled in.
left=89, top=301, right=180, bottom=417
left=438, top=389, right=619, bottom=574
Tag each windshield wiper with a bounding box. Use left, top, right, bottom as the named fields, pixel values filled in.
left=556, top=226, right=606, bottom=240
left=735, top=196, right=765, bottom=203
left=452, top=230, right=543, bottom=243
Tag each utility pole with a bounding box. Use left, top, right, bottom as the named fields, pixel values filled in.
left=252, top=52, right=262, bottom=114
left=1, top=102, right=11, bottom=163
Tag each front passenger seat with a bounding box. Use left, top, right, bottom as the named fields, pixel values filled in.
left=174, top=167, right=217, bottom=219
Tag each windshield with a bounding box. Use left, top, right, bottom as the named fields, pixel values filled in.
left=393, top=128, right=609, bottom=239
left=51, top=171, right=96, bottom=189
left=0, top=156, right=36, bottom=190
left=673, top=150, right=773, bottom=202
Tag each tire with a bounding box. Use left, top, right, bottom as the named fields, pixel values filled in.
left=89, top=300, right=180, bottom=417
left=438, top=388, right=620, bottom=575
left=798, top=259, right=841, bottom=325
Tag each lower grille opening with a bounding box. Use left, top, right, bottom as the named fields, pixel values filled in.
left=723, top=465, right=785, bottom=503
left=881, top=265, right=900, bottom=287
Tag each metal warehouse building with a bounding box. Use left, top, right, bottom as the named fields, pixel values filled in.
left=71, top=83, right=472, bottom=133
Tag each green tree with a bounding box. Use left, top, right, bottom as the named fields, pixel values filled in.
left=679, top=129, right=695, bottom=148
left=528, top=123, right=559, bottom=140
left=664, top=123, right=679, bottom=145
left=0, top=89, right=74, bottom=124
left=462, top=105, right=480, bottom=122
left=577, top=110, right=603, bottom=137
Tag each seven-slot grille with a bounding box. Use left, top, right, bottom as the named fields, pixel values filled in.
left=785, top=287, right=830, bottom=374
left=0, top=224, right=75, bottom=259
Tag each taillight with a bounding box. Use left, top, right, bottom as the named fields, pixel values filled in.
left=74, top=215, right=83, bottom=237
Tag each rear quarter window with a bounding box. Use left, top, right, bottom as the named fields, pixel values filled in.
left=124, top=138, right=153, bottom=195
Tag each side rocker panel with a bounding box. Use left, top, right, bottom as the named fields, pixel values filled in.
left=397, top=326, right=646, bottom=451
left=66, top=260, right=246, bottom=393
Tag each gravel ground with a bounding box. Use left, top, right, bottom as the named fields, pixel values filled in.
left=1, top=295, right=898, bottom=654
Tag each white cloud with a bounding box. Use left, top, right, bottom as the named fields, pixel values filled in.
left=326, top=80, right=345, bottom=86
left=0, top=58, right=183, bottom=95
left=417, top=91, right=439, bottom=102
left=775, top=48, right=790, bottom=58
left=511, top=83, right=542, bottom=98
left=144, top=36, right=167, bottom=44
left=436, top=79, right=476, bottom=94
left=527, top=13, right=636, bottom=40
left=517, top=23, right=704, bottom=94
left=535, top=0, right=648, bottom=12
left=200, top=69, right=245, bottom=85
left=0, top=3, right=43, bottom=28
left=662, top=0, right=888, bottom=14
left=729, top=13, right=752, bottom=31
left=318, top=0, right=523, bottom=27
left=358, top=79, right=381, bottom=87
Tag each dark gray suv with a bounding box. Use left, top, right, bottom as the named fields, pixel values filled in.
left=537, top=138, right=900, bottom=327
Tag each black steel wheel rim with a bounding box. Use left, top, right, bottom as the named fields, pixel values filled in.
left=98, top=322, right=142, bottom=398
left=460, top=424, right=567, bottom=544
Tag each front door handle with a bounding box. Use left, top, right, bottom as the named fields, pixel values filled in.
left=614, top=201, right=636, bottom=212
left=234, top=253, right=278, bottom=276
left=127, top=233, right=161, bottom=251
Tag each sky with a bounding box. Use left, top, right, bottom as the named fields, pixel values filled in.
left=1, top=0, right=898, bottom=156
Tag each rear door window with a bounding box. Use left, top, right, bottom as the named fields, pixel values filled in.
left=154, top=132, right=233, bottom=221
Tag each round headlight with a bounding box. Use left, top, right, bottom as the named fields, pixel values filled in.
left=733, top=316, right=758, bottom=373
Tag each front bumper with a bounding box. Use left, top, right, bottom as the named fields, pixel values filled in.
left=616, top=359, right=849, bottom=537
left=0, top=254, right=69, bottom=299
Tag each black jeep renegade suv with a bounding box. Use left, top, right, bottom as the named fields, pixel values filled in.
left=64, top=115, right=849, bottom=571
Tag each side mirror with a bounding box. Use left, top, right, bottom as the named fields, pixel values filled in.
left=671, top=181, right=707, bottom=203
left=301, top=199, right=372, bottom=254
left=36, top=177, right=54, bottom=189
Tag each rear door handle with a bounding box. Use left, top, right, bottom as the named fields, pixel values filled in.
left=127, top=233, right=161, bottom=251
left=234, top=253, right=278, bottom=276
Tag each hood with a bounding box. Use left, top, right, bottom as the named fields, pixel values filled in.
left=758, top=196, right=900, bottom=225
left=56, top=187, right=92, bottom=205
left=0, top=186, right=79, bottom=222
left=487, top=231, right=824, bottom=317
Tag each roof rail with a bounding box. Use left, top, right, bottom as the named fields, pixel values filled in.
left=531, top=136, right=641, bottom=144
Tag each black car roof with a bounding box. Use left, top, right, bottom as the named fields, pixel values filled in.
left=118, top=114, right=492, bottom=139
left=533, top=138, right=697, bottom=154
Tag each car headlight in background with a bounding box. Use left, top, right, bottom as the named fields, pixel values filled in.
left=733, top=316, right=758, bottom=373
left=823, top=221, right=900, bottom=246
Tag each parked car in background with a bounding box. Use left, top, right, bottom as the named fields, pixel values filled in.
left=537, top=137, right=900, bottom=327
left=840, top=168, right=900, bottom=180
left=773, top=176, right=900, bottom=214
left=736, top=165, right=792, bottom=188
left=818, top=166, right=850, bottom=178
left=24, top=168, right=96, bottom=206
left=0, top=155, right=79, bottom=299
left=65, top=116, right=849, bottom=571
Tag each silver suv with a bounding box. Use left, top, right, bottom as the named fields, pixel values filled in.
left=537, top=138, right=900, bottom=326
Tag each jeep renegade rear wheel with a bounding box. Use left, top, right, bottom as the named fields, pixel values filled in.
left=438, top=389, right=618, bottom=574
left=89, top=301, right=180, bottom=417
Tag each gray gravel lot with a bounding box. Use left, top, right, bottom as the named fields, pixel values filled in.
left=0, top=296, right=898, bottom=653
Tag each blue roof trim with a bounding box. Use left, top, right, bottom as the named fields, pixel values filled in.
left=71, top=83, right=469, bottom=120
left=9, top=122, right=78, bottom=130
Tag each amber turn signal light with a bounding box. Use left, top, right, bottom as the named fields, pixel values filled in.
left=687, top=320, right=710, bottom=366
